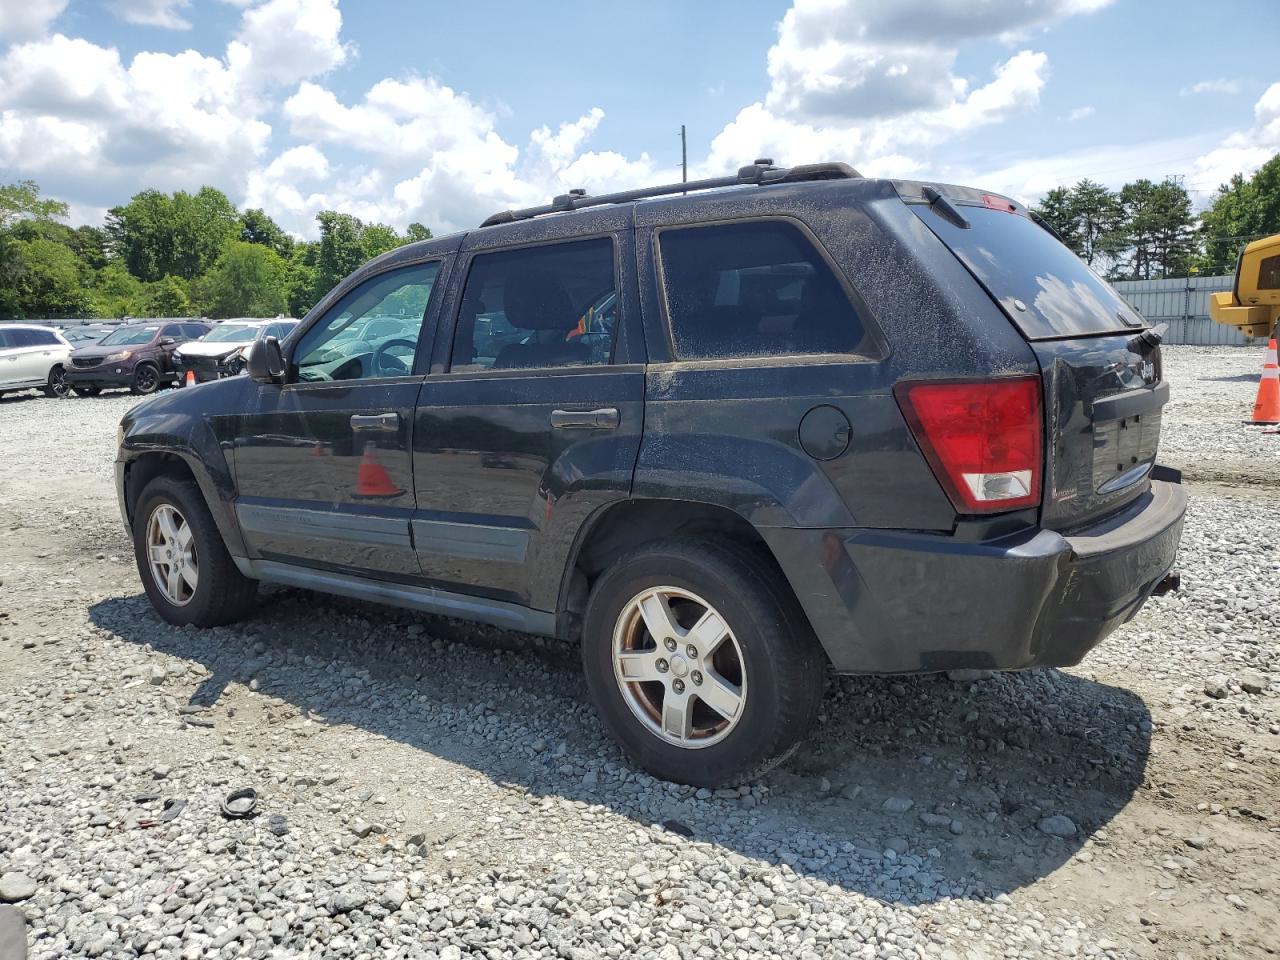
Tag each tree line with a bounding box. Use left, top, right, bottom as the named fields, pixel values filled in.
left=1032, top=153, right=1280, bottom=280
left=0, top=181, right=431, bottom=321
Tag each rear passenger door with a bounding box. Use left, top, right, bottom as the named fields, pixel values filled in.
left=5, top=329, right=48, bottom=385
left=412, top=210, right=645, bottom=611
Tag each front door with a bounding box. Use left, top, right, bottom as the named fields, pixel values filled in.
left=412, top=218, right=645, bottom=611
left=233, top=259, right=446, bottom=580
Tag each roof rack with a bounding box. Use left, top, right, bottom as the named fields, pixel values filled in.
left=479, top=160, right=861, bottom=228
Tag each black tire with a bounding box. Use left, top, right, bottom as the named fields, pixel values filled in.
left=44, top=365, right=71, bottom=398
left=71, top=385, right=101, bottom=397
left=581, top=538, right=826, bottom=786
left=131, top=363, right=160, bottom=395
left=132, top=476, right=257, bottom=627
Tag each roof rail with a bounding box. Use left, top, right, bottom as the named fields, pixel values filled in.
left=479, top=160, right=861, bottom=228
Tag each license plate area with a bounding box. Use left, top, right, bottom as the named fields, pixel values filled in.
left=1092, top=408, right=1161, bottom=494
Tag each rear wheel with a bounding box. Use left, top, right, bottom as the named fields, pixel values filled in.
left=71, top=385, right=101, bottom=397
left=132, top=476, right=257, bottom=627
left=581, top=538, right=826, bottom=786
left=44, top=366, right=70, bottom=398
left=131, top=363, right=160, bottom=395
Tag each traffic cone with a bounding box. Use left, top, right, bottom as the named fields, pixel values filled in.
left=352, top=441, right=404, bottom=498
left=1245, top=338, right=1280, bottom=426
left=184, top=369, right=196, bottom=387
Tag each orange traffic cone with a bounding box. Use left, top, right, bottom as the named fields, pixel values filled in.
left=184, top=369, right=196, bottom=387
left=1245, top=338, right=1280, bottom=426
left=353, top=442, right=404, bottom=498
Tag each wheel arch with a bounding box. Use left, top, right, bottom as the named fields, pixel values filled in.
left=555, top=498, right=813, bottom=644
left=122, top=450, right=248, bottom=558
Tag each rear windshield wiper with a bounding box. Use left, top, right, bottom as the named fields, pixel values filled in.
left=922, top=186, right=970, bottom=230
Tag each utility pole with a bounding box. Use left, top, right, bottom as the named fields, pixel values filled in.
left=680, top=125, right=688, bottom=191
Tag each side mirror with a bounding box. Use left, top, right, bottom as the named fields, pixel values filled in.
left=247, top=336, right=285, bottom=384
left=160, top=336, right=176, bottom=346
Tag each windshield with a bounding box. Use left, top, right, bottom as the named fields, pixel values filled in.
left=203, top=325, right=259, bottom=343
left=911, top=204, right=1145, bottom=339
left=98, top=326, right=159, bottom=346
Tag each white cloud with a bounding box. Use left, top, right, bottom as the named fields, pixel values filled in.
left=1180, top=78, right=1241, bottom=97
left=0, top=0, right=345, bottom=207
left=764, top=0, right=1107, bottom=122
left=1189, top=82, right=1280, bottom=193
left=110, top=0, right=192, bottom=30
left=0, top=0, right=66, bottom=40
left=1068, top=105, right=1094, bottom=121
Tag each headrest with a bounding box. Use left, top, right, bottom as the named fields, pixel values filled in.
left=502, top=271, right=576, bottom=330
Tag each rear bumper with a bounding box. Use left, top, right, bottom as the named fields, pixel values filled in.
left=761, top=474, right=1186, bottom=674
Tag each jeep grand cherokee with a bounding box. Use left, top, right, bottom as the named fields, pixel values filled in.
left=114, top=160, right=1185, bottom=786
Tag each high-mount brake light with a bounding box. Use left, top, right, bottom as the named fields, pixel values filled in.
left=894, top=377, right=1043, bottom=514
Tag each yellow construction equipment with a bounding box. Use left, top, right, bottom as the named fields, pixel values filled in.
left=1209, top=233, right=1280, bottom=338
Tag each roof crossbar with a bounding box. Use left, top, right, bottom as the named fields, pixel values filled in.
left=479, top=160, right=861, bottom=228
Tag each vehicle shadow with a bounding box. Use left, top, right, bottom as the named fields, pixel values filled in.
left=89, top=588, right=1151, bottom=905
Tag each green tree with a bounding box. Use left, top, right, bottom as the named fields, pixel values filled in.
left=1033, top=179, right=1124, bottom=267
left=0, top=179, right=68, bottom=228
left=284, top=241, right=319, bottom=319
left=1112, top=178, right=1195, bottom=280
left=313, top=211, right=368, bottom=302
left=106, top=186, right=240, bottom=281
left=1198, top=153, right=1280, bottom=273
left=240, top=208, right=294, bottom=257
left=9, top=238, right=92, bottom=318
left=199, top=241, right=288, bottom=318
left=405, top=222, right=433, bottom=243
left=143, top=275, right=192, bottom=317
left=91, top=263, right=145, bottom=318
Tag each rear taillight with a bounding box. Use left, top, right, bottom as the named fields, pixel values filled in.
left=894, top=377, right=1043, bottom=514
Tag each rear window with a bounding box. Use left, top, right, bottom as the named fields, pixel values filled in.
left=658, top=220, right=867, bottom=360
left=911, top=204, right=1145, bottom=339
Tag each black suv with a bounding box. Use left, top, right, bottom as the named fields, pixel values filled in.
left=67, top=319, right=210, bottom=396
left=114, top=161, right=1185, bottom=786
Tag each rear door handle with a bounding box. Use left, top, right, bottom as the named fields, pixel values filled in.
left=550, top=408, right=620, bottom=430
left=350, top=412, right=401, bottom=432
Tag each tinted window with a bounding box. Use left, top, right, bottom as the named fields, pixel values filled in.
left=0, top=330, right=10, bottom=348
left=911, top=204, right=1144, bottom=339
left=33, top=330, right=60, bottom=346
left=658, top=220, right=865, bottom=360
left=184, top=324, right=209, bottom=338
left=294, top=262, right=440, bottom=382
left=8, top=329, right=38, bottom=347
left=1258, top=254, right=1280, bottom=290
left=451, top=238, right=616, bottom=372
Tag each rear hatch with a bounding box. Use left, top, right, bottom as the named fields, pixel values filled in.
left=902, top=183, right=1166, bottom=529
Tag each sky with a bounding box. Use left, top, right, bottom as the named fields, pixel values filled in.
left=1, top=0, right=1278, bottom=239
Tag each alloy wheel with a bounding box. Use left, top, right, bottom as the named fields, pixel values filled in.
left=49, top=368, right=70, bottom=398
left=612, top=586, right=747, bottom=749
left=146, top=503, right=198, bottom=606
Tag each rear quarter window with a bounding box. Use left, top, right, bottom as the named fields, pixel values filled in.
left=911, top=203, right=1144, bottom=339
left=657, top=219, right=868, bottom=360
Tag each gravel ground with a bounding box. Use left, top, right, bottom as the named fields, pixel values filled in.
left=0, top=345, right=1277, bottom=960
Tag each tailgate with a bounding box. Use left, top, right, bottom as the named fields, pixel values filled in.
left=1034, top=334, right=1165, bottom=528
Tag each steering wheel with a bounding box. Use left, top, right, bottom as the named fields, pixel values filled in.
left=371, top=337, right=417, bottom=377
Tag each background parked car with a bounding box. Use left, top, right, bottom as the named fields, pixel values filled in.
left=174, top=319, right=297, bottom=385
left=59, top=324, right=116, bottom=345
left=0, top=324, right=72, bottom=398
left=65, top=319, right=210, bottom=396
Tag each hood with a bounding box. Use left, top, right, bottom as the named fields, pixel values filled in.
left=175, top=340, right=250, bottom=358
left=72, top=344, right=138, bottom=360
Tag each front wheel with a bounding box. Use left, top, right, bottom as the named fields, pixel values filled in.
left=44, top=366, right=71, bottom=398
left=131, top=363, right=160, bottom=395
left=582, top=539, right=826, bottom=786
left=132, top=476, right=257, bottom=627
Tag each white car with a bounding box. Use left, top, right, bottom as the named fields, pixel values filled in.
left=173, top=319, right=297, bottom=385
left=0, top=324, right=73, bottom=399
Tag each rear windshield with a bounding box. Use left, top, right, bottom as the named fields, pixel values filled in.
left=911, top=203, right=1145, bottom=339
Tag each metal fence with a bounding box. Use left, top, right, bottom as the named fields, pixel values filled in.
left=1112, top=275, right=1253, bottom=346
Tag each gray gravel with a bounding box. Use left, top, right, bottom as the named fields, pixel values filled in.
left=1, top=347, right=1278, bottom=959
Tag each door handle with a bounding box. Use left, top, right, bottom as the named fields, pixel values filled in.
left=350, top=412, right=401, bottom=432
left=550, top=408, right=620, bottom=430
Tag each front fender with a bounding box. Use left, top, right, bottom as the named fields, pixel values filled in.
left=118, top=406, right=246, bottom=557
